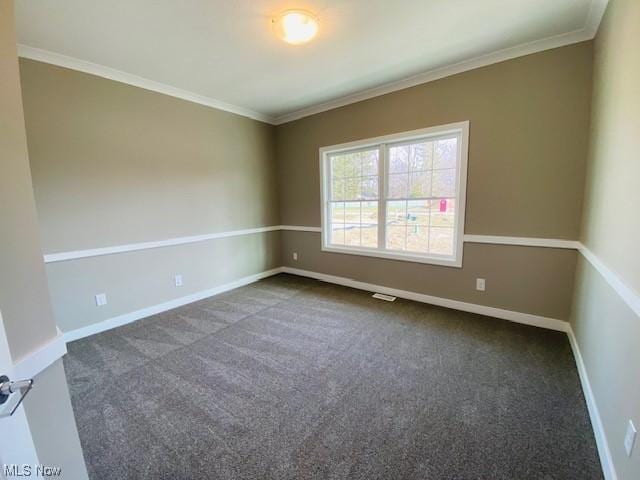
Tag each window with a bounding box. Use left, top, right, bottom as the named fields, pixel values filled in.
left=320, top=122, right=469, bottom=267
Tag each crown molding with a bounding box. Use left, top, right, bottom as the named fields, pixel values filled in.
left=584, top=0, right=610, bottom=38
left=17, top=1, right=608, bottom=127
left=273, top=32, right=587, bottom=125
left=273, top=0, right=609, bottom=125
left=273, top=29, right=588, bottom=124
left=17, top=45, right=276, bottom=125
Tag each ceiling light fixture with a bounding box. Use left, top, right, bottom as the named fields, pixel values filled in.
left=273, top=10, right=319, bottom=45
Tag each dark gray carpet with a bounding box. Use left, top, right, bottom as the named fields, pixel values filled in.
left=64, top=274, right=602, bottom=480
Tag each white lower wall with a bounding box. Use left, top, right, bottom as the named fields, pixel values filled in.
left=47, top=231, right=281, bottom=333
left=570, top=255, right=640, bottom=480
left=46, top=227, right=638, bottom=480
left=63, top=267, right=283, bottom=342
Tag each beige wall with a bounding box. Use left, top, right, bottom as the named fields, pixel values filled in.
left=14, top=4, right=637, bottom=476
left=277, top=42, right=594, bottom=320
left=284, top=234, right=576, bottom=320
left=20, top=59, right=281, bottom=332
left=49, top=231, right=280, bottom=332
left=277, top=42, right=593, bottom=239
left=20, top=40, right=594, bottom=329
left=20, top=59, right=279, bottom=252
left=579, top=1, right=640, bottom=290
left=1, top=1, right=87, bottom=477
left=571, top=0, right=640, bottom=478
left=572, top=257, right=639, bottom=479
left=0, top=1, right=57, bottom=359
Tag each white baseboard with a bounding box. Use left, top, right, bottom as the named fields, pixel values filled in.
left=57, top=263, right=613, bottom=480
left=283, top=266, right=614, bottom=480
left=281, top=267, right=569, bottom=332
left=62, top=267, right=284, bottom=343
left=567, top=326, right=618, bottom=480
left=62, top=263, right=569, bottom=344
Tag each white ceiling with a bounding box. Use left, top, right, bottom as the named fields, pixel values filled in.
left=15, top=0, right=607, bottom=124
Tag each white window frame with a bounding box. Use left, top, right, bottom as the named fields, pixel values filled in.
left=319, top=121, right=469, bottom=268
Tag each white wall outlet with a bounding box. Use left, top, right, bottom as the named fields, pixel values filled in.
left=476, top=278, right=486, bottom=291
left=372, top=293, right=396, bottom=302
left=292, top=252, right=298, bottom=261
left=95, top=293, right=107, bottom=306
left=174, top=274, right=183, bottom=287
left=624, top=420, right=636, bottom=457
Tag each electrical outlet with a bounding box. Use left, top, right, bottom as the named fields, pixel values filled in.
left=624, top=420, right=636, bottom=457
left=95, top=293, right=107, bottom=306
left=174, top=274, right=183, bottom=287
left=372, top=293, right=396, bottom=302
left=293, top=252, right=298, bottom=261
left=476, top=278, right=486, bottom=291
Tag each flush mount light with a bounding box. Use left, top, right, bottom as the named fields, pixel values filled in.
left=273, top=10, right=319, bottom=45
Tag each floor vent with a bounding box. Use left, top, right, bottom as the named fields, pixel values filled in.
left=372, top=293, right=396, bottom=302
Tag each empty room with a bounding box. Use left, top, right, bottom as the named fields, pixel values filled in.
left=0, top=0, right=638, bottom=478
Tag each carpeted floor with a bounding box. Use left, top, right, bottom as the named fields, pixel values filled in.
left=64, top=274, right=602, bottom=479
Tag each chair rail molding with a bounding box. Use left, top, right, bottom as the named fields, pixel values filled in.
left=43, top=228, right=578, bottom=263
left=42, top=226, right=638, bottom=322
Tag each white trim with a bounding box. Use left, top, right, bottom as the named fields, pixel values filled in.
left=43, top=225, right=281, bottom=263
left=455, top=124, right=469, bottom=266
left=1, top=408, right=40, bottom=468
left=318, top=122, right=469, bottom=268
left=275, top=31, right=586, bottom=124
left=281, top=267, right=568, bottom=332
left=584, top=0, right=610, bottom=38
left=42, top=228, right=584, bottom=264
left=464, top=235, right=581, bottom=250
left=273, top=0, right=610, bottom=125
left=17, top=45, right=275, bottom=125
left=567, top=326, right=618, bottom=480
left=42, top=228, right=639, bottom=325
left=0, top=312, right=40, bottom=467
left=0, top=315, right=66, bottom=381
left=317, top=123, right=468, bottom=153
left=62, top=267, right=284, bottom=343
left=279, top=225, right=322, bottom=233
left=577, top=244, right=640, bottom=318
left=283, top=260, right=624, bottom=480
left=286, top=229, right=584, bottom=251
left=281, top=232, right=639, bottom=320
left=320, top=245, right=465, bottom=268
left=17, top=1, right=609, bottom=127
left=12, top=334, right=67, bottom=380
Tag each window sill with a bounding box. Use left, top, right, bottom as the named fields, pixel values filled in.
left=321, top=244, right=463, bottom=268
